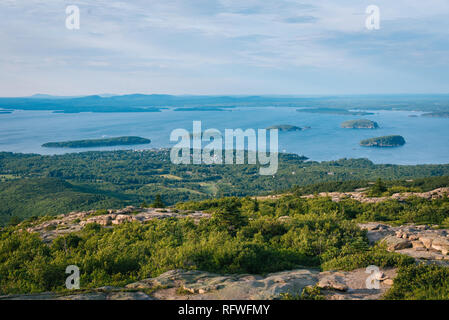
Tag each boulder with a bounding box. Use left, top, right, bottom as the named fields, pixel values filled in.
left=112, top=214, right=134, bottom=225
left=317, top=275, right=348, bottom=291
left=382, top=279, right=394, bottom=286
left=431, top=238, right=449, bottom=255
left=412, top=241, right=425, bottom=249
left=359, top=223, right=389, bottom=231
left=419, top=236, right=434, bottom=249
left=382, top=235, right=412, bottom=251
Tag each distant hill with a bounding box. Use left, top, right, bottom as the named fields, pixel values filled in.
left=341, top=119, right=379, bottom=129
left=29, top=94, right=81, bottom=99
left=0, top=177, right=128, bottom=225
left=0, top=94, right=278, bottom=113
left=297, top=108, right=374, bottom=116
left=421, top=112, right=449, bottom=118
left=360, top=135, right=406, bottom=147
left=42, top=136, right=151, bottom=148
left=1, top=94, right=449, bottom=113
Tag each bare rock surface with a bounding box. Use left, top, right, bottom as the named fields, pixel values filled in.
left=129, top=269, right=320, bottom=300
left=317, top=273, right=348, bottom=291
left=302, top=187, right=449, bottom=204
left=0, top=289, right=154, bottom=300
left=382, top=235, right=412, bottom=251
left=131, top=267, right=395, bottom=300
left=319, top=268, right=396, bottom=300
left=0, top=268, right=396, bottom=300
left=359, top=223, right=449, bottom=266
left=21, top=207, right=211, bottom=243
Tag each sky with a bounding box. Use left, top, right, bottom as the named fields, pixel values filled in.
left=1, top=0, right=449, bottom=96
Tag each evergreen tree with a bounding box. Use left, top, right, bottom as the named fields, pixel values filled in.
left=253, top=198, right=259, bottom=212
left=140, top=201, right=148, bottom=208
left=369, top=178, right=387, bottom=196
left=151, top=194, right=165, bottom=208
left=213, top=197, right=247, bottom=234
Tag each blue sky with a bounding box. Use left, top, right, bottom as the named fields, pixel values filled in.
left=1, top=0, right=449, bottom=96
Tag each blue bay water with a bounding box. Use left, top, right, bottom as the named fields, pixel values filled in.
left=0, top=107, right=448, bottom=165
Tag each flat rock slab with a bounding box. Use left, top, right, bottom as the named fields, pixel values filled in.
left=0, top=290, right=154, bottom=300
left=320, top=268, right=396, bottom=300
left=0, top=267, right=398, bottom=300
left=144, top=269, right=320, bottom=300
left=135, top=268, right=396, bottom=300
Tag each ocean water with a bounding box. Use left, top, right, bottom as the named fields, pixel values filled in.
left=0, top=107, right=448, bottom=165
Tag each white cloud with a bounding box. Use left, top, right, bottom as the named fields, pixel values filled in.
left=0, top=0, right=448, bottom=95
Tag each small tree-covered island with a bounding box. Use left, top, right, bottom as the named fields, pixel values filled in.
left=42, top=136, right=151, bottom=148
left=341, top=119, right=379, bottom=129
left=266, top=124, right=309, bottom=131
left=360, top=135, right=406, bottom=147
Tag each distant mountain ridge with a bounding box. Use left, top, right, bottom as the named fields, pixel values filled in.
left=0, top=94, right=277, bottom=113
left=29, top=94, right=83, bottom=99
left=1, top=94, right=449, bottom=113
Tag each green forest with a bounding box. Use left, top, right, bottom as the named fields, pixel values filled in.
left=2, top=150, right=449, bottom=225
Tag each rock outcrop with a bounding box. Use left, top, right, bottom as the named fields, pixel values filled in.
left=0, top=268, right=396, bottom=301
left=359, top=223, right=449, bottom=266
left=302, top=187, right=449, bottom=204
left=22, top=207, right=210, bottom=243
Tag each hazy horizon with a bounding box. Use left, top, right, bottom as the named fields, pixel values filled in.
left=2, top=92, right=449, bottom=99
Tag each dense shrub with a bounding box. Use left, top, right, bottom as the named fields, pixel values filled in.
left=322, top=245, right=414, bottom=271
left=0, top=212, right=370, bottom=294
left=1, top=186, right=449, bottom=297
left=384, top=264, right=449, bottom=300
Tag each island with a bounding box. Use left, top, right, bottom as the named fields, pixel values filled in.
left=341, top=119, right=379, bottom=129
left=297, top=108, right=374, bottom=116
left=42, top=136, right=151, bottom=148
left=421, top=112, right=449, bottom=118
left=360, top=135, right=406, bottom=147
left=174, top=106, right=235, bottom=112
left=266, top=124, right=307, bottom=132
